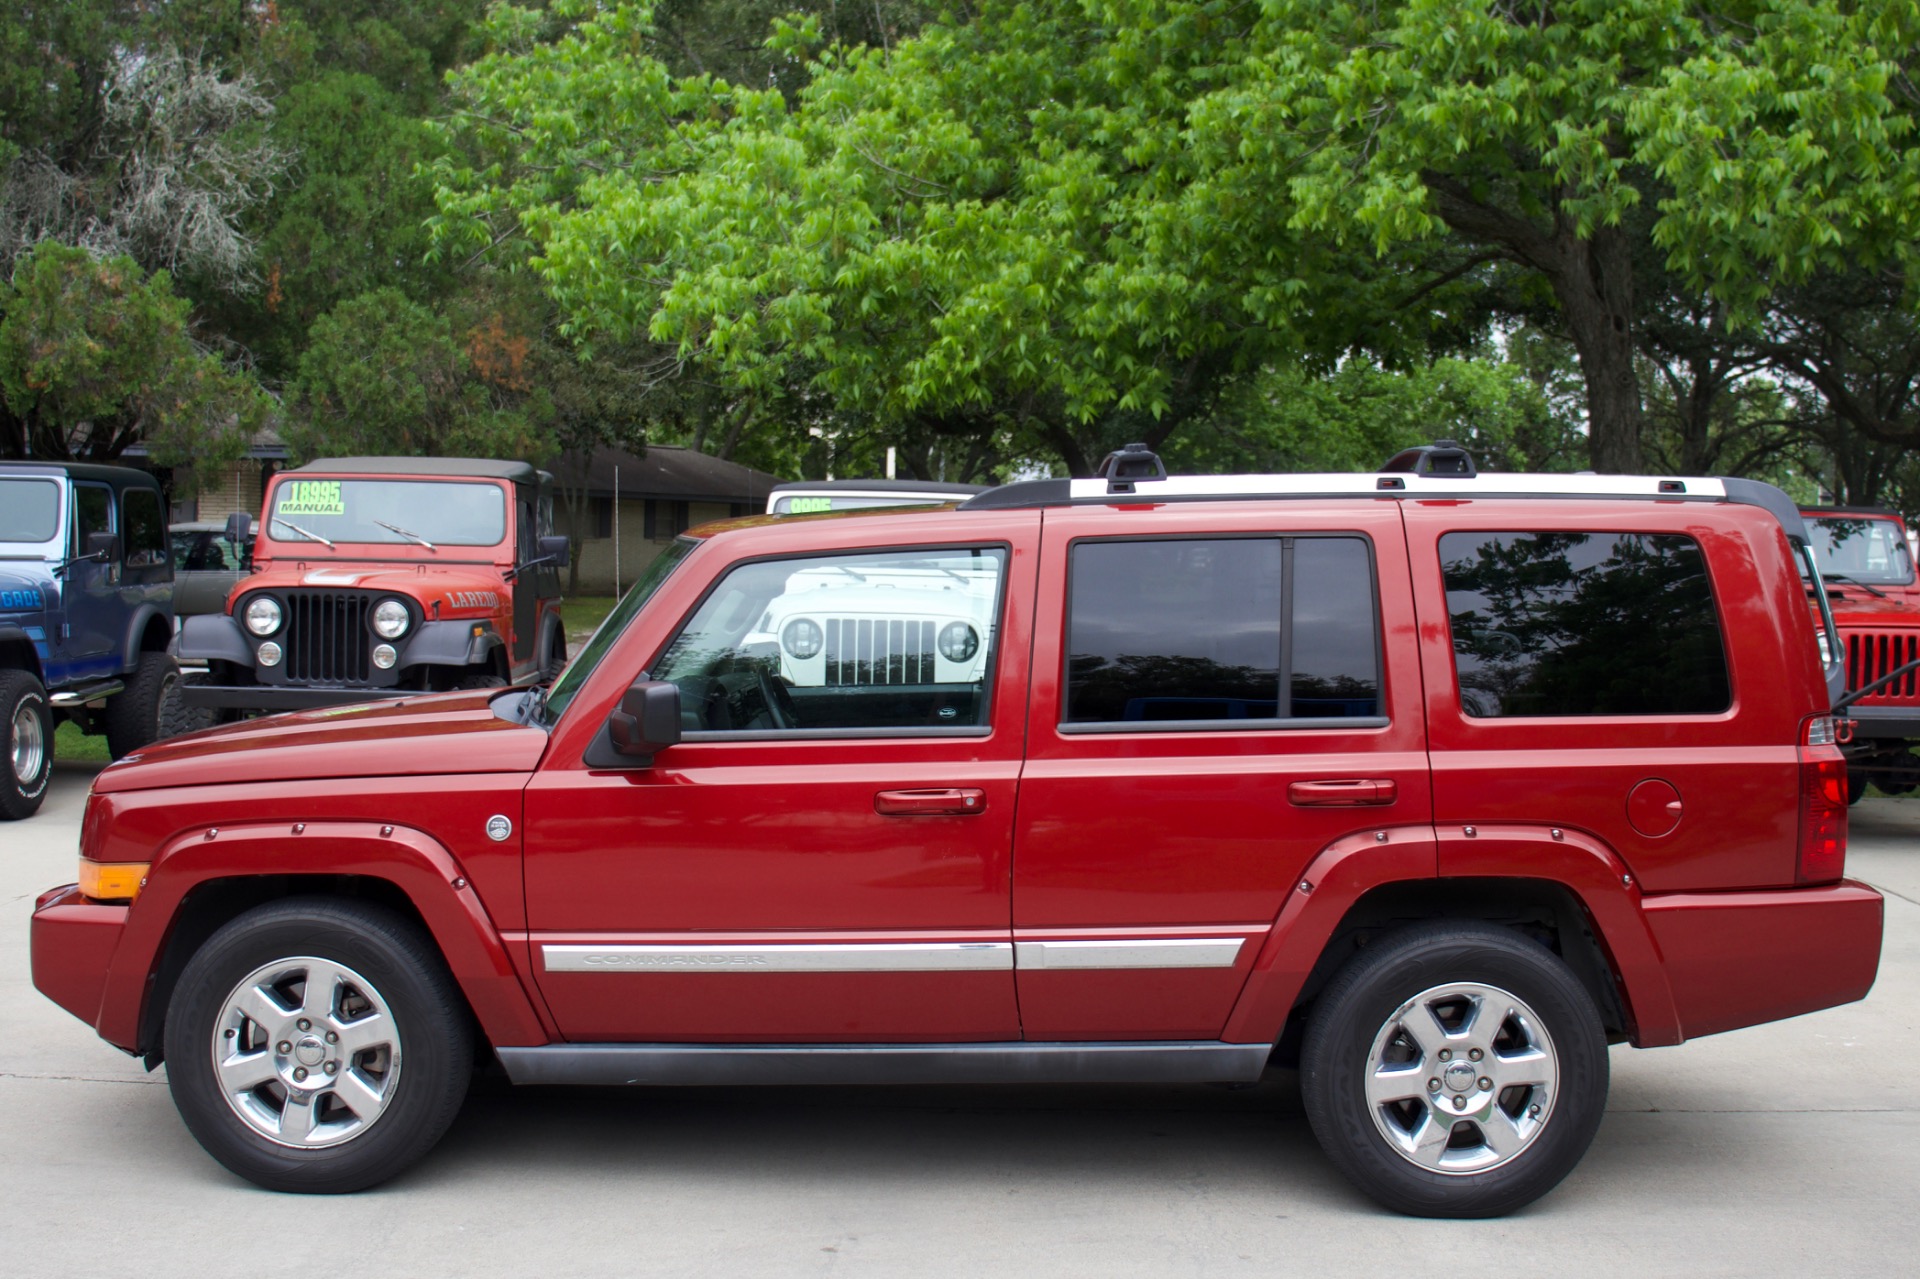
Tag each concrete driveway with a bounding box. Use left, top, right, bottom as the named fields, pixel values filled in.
left=4, top=760, right=1915, bottom=1277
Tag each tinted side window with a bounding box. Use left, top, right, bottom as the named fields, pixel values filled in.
left=122, top=488, right=167, bottom=569
left=654, top=546, right=1006, bottom=734
left=73, top=484, right=113, bottom=548
left=1064, top=536, right=1381, bottom=726
left=1441, top=531, right=1731, bottom=717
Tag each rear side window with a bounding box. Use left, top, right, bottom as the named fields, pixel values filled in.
left=122, top=488, right=167, bottom=568
left=1064, top=535, right=1382, bottom=727
left=1440, top=532, right=1731, bottom=717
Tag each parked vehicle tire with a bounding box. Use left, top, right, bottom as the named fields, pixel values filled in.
left=1847, top=771, right=1869, bottom=805
left=104, top=651, right=178, bottom=759
left=158, top=670, right=221, bottom=740
left=1301, top=921, right=1608, bottom=1218
left=1, top=669, right=54, bottom=821
left=162, top=897, right=474, bottom=1193
left=456, top=673, right=507, bottom=691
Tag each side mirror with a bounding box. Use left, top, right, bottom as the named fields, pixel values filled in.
left=85, top=532, right=121, bottom=563
left=539, top=534, right=570, bottom=568
left=607, top=677, right=681, bottom=760
left=224, top=512, right=253, bottom=545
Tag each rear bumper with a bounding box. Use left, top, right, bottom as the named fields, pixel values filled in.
left=1642, top=879, right=1883, bottom=1041
left=1842, top=705, right=1920, bottom=739
left=30, top=884, right=132, bottom=1049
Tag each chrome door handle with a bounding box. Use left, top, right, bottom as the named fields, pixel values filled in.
left=874, top=788, right=987, bottom=816
left=1287, top=779, right=1398, bottom=807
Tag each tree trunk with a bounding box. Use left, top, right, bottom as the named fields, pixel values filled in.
left=1550, top=226, right=1642, bottom=473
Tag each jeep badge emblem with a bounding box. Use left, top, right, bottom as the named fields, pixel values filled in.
left=485, top=815, right=513, bottom=842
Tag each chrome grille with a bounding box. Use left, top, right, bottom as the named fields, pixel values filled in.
left=1847, top=629, right=1920, bottom=703
left=283, top=591, right=372, bottom=684
left=823, top=618, right=936, bottom=686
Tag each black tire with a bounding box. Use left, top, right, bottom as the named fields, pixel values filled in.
left=540, top=629, right=567, bottom=685
left=104, top=651, right=177, bottom=759
left=456, top=672, right=507, bottom=691
left=159, top=670, right=220, bottom=739
left=0, top=669, right=54, bottom=821
left=162, top=897, right=474, bottom=1193
left=1301, top=921, right=1609, bottom=1218
left=1847, top=771, right=1869, bottom=805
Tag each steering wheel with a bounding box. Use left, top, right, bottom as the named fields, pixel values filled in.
left=755, top=664, right=802, bottom=730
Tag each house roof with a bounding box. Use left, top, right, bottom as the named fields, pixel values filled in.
left=293, top=457, right=543, bottom=484
left=546, top=445, right=781, bottom=505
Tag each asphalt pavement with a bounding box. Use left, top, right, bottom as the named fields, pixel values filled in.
left=4, top=758, right=1915, bottom=1277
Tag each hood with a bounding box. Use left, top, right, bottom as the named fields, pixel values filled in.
left=94, top=690, right=548, bottom=794
left=1823, top=589, right=1920, bottom=624
left=233, top=563, right=510, bottom=616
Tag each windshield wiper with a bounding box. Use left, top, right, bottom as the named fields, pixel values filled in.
left=374, top=520, right=435, bottom=551
left=1823, top=572, right=1888, bottom=599
left=271, top=516, right=336, bottom=549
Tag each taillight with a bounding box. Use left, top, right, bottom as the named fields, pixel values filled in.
left=1797, top=716, right=1848, bottom=884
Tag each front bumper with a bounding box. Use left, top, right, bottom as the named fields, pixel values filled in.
left=1642, top=879, right=1883, bottom=1041
left=30, top=884, right=132, bottom=1049
left=181, top=683, right=412, bottom=710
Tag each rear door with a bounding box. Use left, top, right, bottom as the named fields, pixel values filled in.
left=1011, top=501, right=1433, bottom=1040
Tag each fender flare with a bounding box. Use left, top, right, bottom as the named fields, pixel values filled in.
left=1219, top=823, right=1682, bottom=1048
left=119, top=603, right=172, bottom=663
left=0, top=623, right=47, bottom=681
left=537, top=612, right=564, bottom=671
left=97, top=820, right=549, bottom=1053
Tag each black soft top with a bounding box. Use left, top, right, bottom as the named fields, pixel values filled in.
left=0, top=461, right=164, bottom=492
left=293, top=457, right=543, bottom=485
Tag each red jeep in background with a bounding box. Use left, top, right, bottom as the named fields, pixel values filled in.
left=33, top=446, right=1881, bottom=1217
left=174, top=458, right=569, bottom=714
left=1799, top=506, right=1920, bottom=799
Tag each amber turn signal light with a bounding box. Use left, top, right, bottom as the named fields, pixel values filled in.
left=78, top=859, right=148, bottom=903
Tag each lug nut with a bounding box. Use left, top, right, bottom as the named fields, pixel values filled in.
left=293, top=1067, right=307, bottom=1082
left=1438, top=1049, right=1452, bottom=1061
left=1427, top=1078, right=1441, bottom=1093
left=277, top=1041, right=291, bottom=1054
left=1468, top=1048, right=1483, bottom=1061
left=296, top=1019, right=311, bottom=1031
left=1452, top=1096, right=1467, bottom=1111
left=325, top=1031, right=338, bottom=1044
left=1479, top=1077, right=1493, bottom=1091
left=323, top=1062, right=338, bottom=1076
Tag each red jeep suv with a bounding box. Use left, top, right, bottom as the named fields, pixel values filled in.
left=31, top=444, right=1883, bottom=1217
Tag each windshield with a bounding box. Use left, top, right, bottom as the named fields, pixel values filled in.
left=772, top=493, right=954, bottom=515
left=1803, top=516, right=1915, bottom=586
left=0, top=479, right=61, bottom=544
left=263, top=478, right=506, bottom=548
left=544, top=539, right=696, bottom=720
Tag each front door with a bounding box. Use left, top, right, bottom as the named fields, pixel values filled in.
left=61, top=482, right=119, bottom=679
left=1011, top=502, right=1433, bottom=1040
left=523, top=528, right=1037, bottom=1042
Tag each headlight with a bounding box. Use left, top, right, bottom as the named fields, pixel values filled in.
left=244, top=596, right=281, bottom=636
left=938, top=621, right=979, bottom=663
left=782, top=618, right=823, bottom=659
left=373, top=599, right=410, bottom=639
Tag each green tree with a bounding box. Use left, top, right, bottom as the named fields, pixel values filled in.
left=0, top=242, right=270, bottom=462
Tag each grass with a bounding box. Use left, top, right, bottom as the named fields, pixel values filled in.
left=55, top=720, right=109, bottom=763
left=559, top=595, right=618, bottom=640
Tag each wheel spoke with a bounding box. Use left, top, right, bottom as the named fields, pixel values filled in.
left=216, top=1049, right=277, bottom=1095
left=234, top=983, right=292, bottom=1031
left=300, top=960, right=348, bottom=1023
left=330, top=1012, right=391, bottom=1058
left=1397, top=1000, right=1456, bottom=1058
left=330, top=1065, right=388, bottom=1119
left=1491, top=1044, right=1555, bottom=1090
left=278, top=1091, right=320, bottom=1144
left=1405, top=1109, right=1454, bottom=1170
left=1366, top=1063, right=1430, bottom=1109
left=1475, top=1108, right=1523, bottom=1161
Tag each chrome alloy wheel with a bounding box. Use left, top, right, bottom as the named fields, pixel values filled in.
left=1363, top=981, right=1559, bottom=1175
left=211, top=956, right=403, bottom=1149
left=10, top=698, right=44, bottom=784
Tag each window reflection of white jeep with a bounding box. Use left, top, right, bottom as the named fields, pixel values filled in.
left=745, top=566, right=996, bottom=689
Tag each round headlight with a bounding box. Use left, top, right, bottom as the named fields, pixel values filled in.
left=372, top=599, right=410, bottom=639
left=938, top=621, right=979, bottom=663
left=257, top=641, right=282, bottom=667
left=782, top=618, right=823, bottom=660
left=245, top=596, right=281, bottom=636
left=372, top=643, right=397, bottom=669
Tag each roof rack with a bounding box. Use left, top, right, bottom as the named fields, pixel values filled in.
left=956, top=442, right=1806, bottom=535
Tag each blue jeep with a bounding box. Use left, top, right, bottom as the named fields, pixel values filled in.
left=1, top=462, right=180, bottom=819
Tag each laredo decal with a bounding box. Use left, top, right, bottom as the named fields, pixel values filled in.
left=449, top=591, right=500, bottom=609
left=277, top=479, right=344, bottom=516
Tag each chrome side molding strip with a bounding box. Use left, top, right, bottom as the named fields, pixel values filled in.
left=495, top=1041, right=1273, bottom=1087
left=542, top=942, right=1012, bottom=973
left=1015, top=938, right=1245, bottom=970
